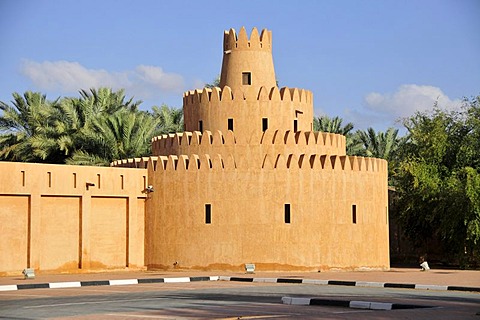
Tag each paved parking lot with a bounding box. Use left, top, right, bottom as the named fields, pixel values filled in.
left=1, top=268, right=479, bottom=319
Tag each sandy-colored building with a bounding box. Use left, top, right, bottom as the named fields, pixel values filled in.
left=0, top=27, right=389, bottom=275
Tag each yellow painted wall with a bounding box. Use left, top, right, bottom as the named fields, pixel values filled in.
left=0, top=162, right=146, bottom=275
left=143, top=151, right=389, bottom=271
left=89, top=197, right=127, bottom=269
left=38, top=196, right=80, bottom=270
left=0, top=196, right=29, bottom=272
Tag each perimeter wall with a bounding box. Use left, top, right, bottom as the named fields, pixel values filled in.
left=0, top=162, right=147, bottom=275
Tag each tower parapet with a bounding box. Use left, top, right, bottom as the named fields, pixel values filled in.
left=222, top=27, right=272, bottom=52
left=219, top=27, right=276, bottom=90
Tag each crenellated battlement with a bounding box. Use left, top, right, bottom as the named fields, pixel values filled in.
left=183, top=86, right=312, bottom=106
left=223, top=27, right=271, bottom=52
left=111, top=153, right=386, bottom=173
left=150, top=129, right=344, bottom=156
left=261, top=153, right=387, bottom=172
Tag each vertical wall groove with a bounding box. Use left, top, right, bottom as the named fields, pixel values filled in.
left=126, top=197, right=130, bottom=267
left=27, top=195, right=32, bottom=268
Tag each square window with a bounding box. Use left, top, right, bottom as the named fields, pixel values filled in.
left=352, top=204, right=357, bottom=224
left=199, top=120, right=203, bottom=132
left=228, top=118, right=234, bottom=131
left=242, top=72, right=252, bottom=85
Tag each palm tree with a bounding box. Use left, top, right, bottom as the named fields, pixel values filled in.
left=51, top=88, right=143, bottom=158
left=356, top=127, right=406, bottom=186
left=313, top=115, right=364, bottom=155
left=357, top=127, right=401, bottom=160
left=67, top=109, right=161, bottom=166
left=0, top=92, right=60, bottom=162
left=78, top=87, right=141, bottom=115
left=152, top=104, right=184, bottom=134
left=313, top=115, right=354, bottom=135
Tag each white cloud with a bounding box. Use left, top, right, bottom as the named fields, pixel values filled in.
left=364, top=84, right=462, bottom=118
left=340, top=84, right=463, bottom=131
left=20, top=60, right=185, bottom=99
left=133, top=65, right=184, bottom=93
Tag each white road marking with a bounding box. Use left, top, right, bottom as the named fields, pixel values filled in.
left=49, top=281, right=81, bottom=289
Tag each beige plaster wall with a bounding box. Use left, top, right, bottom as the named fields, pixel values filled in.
left=0, top=196, right=29, bottom=272
left=0, top=162, right=147, bottom=275
left=150, top=130, right=346, bottom=166
left=144, top=153, right=389, bottom=271
left=183, top=87, right=313, bottom=138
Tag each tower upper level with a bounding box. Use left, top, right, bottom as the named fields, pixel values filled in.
left=182, top=27, right=313, bottom=137
left=219, top=27, right=276, bottom=90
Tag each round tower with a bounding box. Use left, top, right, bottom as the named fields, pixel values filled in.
left=183, top=27, right=314, bottom=137
left=219, top=27, right=276, bottom=90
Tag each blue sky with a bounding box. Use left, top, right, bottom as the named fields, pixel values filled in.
left=1, top=0, right=479, bottom=131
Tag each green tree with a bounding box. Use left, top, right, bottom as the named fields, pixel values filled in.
left=313, top=115, right=364, bottom=155
left=357, top=127, right=403, bottom=159
left=28, top=88, right=143, bottom=164
left=68, top=109, right=161, bottom=166
left=0, top=92, right=61, bottom=162
left=51, top=88, right=143, bottom=158
left=394, top=97, right=480, bottom=266
left=313, top=115, right=354, bottom=135
left=152, top=104, right=184, bottom=134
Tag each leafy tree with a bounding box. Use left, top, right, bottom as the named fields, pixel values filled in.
left=356, top=127, right=401, bottom=160
left=152, top=104, right=184, bottom=134
left=0, top=88, right=183, bottom=165
left=67, top=109, right=161, bottom=166
left=394, top=97, right=480, bottom=266
left=313, top=115, right=354, bottom=135
left=0, top=92, right=61, bottom=162
left=312, top=115, right=365, bottom=155
left=49, top=88, right=143, bottom=159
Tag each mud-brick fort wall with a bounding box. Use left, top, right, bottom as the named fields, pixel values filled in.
left=139, top=27, right=390, bottom=271
left=0, top=162, right=147, bottom=275
left=140, top=137, right=389, bottom=272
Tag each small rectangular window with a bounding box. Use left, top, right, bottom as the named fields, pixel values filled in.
left=352, top=204, right=357, bottom=224
left=205, top=204, right=211, bottom=224
left=284, top=203, right=291, bottom=224
left=199, top=120, right=203, bottom=132
left=242, top=72, right=251, bottom=85
left=262, top=118, right=268, bottom=132
left=228, top=118, right=234, bottom=131
left=294, top=119, right=298, bottom=133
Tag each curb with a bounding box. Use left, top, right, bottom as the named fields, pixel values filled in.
left=1, top=275, right=479, bottom=294
left=0, top=276, right=218, bottom=292
left=220, top=276, right=480, bottom=293
left=281, top=297, right=433, bottom=310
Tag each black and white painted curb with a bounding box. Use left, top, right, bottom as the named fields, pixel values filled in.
left=219, top=276, right=480, bottom=293
left=281, top=297, right=433, bottom=310
left=1, top=275, right=479, bottom=293
left=0, top=276, right=218, bottom=292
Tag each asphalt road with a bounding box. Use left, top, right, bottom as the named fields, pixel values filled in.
left=1, top=281, right=479, bottom=319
